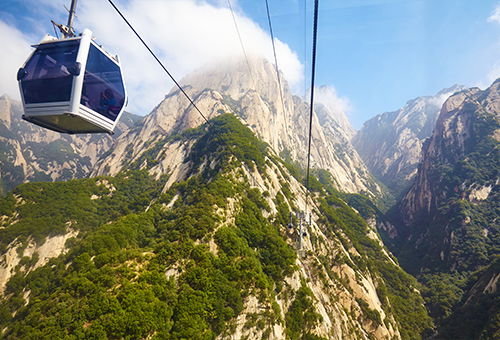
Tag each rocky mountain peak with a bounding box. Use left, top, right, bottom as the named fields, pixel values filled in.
left=436, top=84, right=465, bottom=96
left=353, top=85, right=465, bottom=195
left=179, top=57, right=285, bottom=102
left=95, top=56, right=382, bottom=197
left=399, top=78, right=499, bottom=252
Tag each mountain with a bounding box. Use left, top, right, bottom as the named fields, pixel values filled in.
left=93, top=57, right=382, bottom=198
left=353, top=86, right=464, bottom=195
left=0, top=113, right=432, bottom=339
left=393, top=79, right=499, bottom=338
left=314, top=85, right=355, bottom=141
left=0, top=94, right=140, bottom=194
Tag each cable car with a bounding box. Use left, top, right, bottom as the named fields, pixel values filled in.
left=17, top=2, right=126, bottom=134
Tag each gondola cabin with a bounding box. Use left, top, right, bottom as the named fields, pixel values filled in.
left=17, top=29, right=126, bottom=134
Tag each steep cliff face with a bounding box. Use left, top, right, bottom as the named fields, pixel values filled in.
left=93, top=57, right=382, bottom=197
left=400, top=81, right=499, bottom=236
left=0, top=114, right=432, bottom=339
left=392, top=80, right=499, bottom=337
left=0, top=95, right=140, bottom=194
left=353, top=86, right=464, bottom=195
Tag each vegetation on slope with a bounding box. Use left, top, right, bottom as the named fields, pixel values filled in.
left=0, top=113, right=433, bottom=339
left=317, top=194, right=433, bottom=339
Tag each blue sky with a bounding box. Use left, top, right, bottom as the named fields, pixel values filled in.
left=238, top=0, right=500, bottom=126
left=1, top=0, right=499, bottom=128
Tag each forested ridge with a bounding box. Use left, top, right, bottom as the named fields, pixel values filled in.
left=0, top=114, right=432, bottom=339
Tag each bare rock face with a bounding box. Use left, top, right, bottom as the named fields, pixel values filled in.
left=353, top=86, right=464, bottom=195
left=396, top=79, right=499, bottom=274
left=94, top=57, right=382, bottom=197
left=0, top=230, right=78, bottom=295
left=0, top=95, right=139, bottom=194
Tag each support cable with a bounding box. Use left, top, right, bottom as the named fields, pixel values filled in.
left=106, top=0, right=209, bottom=124
left=227, top=0, right=256, bottom=87
left=264, top=0, right=287, bottom=116
left=304, top=0, right=319, bottom=212
left=303, top=0, right=307, bottom=99
left=106, top=0, right=267, bottom=192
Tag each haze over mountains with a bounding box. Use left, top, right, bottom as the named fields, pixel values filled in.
left=0, top=56, right=498, bottom=339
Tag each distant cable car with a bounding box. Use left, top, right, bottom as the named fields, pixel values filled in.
left=17, top=0, right=126, bottom=134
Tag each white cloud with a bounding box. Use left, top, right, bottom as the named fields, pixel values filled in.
left=307, top=85, right=354, bottom=131
left=72, top=0, right=303, bottom=115
left=485, top=63, right=500, bottom=85
left=487, top=3, right=500, bottom=23
left=0, top=0, right=303, bottom=115
left=313, top=85, right=351, bottom=118
left=0, top=20, right=32, bottom=99
left=475, top=62, right=500, bottom=89
left=429, top=92, right=454, bottom=108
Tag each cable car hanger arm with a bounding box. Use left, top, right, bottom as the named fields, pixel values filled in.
left=52, top=0, right=78, bottom=38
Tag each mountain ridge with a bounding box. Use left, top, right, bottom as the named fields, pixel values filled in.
left=93, top=57, right=383, bottom=198
left=353, top=85, right=465, bottom=195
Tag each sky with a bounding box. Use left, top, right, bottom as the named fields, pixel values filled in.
left=0, top=0, right=499, bottom=128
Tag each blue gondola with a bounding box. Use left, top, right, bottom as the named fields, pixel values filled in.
left=17, top=2, right=126, bottom=134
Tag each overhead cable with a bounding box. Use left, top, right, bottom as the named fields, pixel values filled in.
left=303, top=0, right=307, bottom=99
left=305, top=0, right=319, bottom=208
left=264, top=0, right=287, bottom=116
left=106, top=0, right=209, bottom=124
left=227, top=0, right=256, bottom=87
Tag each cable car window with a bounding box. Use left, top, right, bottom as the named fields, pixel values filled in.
left=21, top=41, right=79, bottom=104
left=81, top=44, right=125, bottom=121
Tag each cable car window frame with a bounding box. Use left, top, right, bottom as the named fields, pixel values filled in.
left=20, top=40, right=80, bottom=104
left=81, top=43, right=126, bottom=122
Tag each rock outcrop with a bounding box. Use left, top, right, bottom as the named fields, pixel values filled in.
left=353, top=86, right=464, bottom=195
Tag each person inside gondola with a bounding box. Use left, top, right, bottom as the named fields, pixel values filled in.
left=99, top=88, right=117, bottom=117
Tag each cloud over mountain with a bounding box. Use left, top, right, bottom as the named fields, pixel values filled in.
left=77, top=0, right=303, bottom=114
left=0, top=20, right=32, bottom=99
left=1, top=0, right=303, bottom=116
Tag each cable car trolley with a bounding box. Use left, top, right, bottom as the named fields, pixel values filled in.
left=17, top=0, right=126, bottom=134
